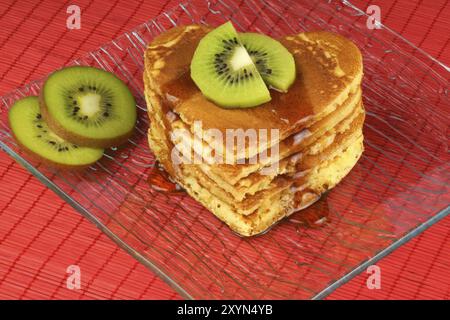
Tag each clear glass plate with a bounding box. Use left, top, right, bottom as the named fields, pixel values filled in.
left=0, top=0, right=449, bottom=299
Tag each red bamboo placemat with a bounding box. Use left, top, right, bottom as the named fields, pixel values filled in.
left=0, top=0, right=449, bottom=300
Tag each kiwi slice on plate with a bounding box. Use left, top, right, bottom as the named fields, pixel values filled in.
left=40, top=66, right=137, bottom=148
left=8, top=96, right=104, bottom=169
left=190, top=22, right=271, bottom=108
left=239, top=32, right=296, bottom=92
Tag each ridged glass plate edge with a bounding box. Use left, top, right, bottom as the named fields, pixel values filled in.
left=0, top=142, right=194, bottom=299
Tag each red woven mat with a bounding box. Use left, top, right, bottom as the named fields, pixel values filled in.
left=0, top=0, right=449, bottom=300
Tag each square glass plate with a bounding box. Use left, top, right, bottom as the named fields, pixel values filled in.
left=0, top=0, right=449, bottom=299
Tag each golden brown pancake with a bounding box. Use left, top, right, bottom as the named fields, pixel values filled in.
left=144, top=25, right=365, bottom=236
left=176, top=136, right=364, bottom=236
left=167, top=90, right=363, bottom=189
left=152, top=94, right=364, bottom=205
left=147, top=98, right=364, bottom=216
left=145, top=25, right=362, bottom=159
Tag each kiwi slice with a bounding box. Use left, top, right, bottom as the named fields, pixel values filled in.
left=40, top=66, right=137, bottom=148
left=239, top=32, right=296, bottom=92
left=190, top=22, right=271, bottom=108
left=8, top=96, right=104, bottom=169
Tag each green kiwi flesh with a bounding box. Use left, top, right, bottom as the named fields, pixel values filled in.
left=239, top=32, right=296, bottom=92
left=8, top=96, right=104, bottom=168
left=41, top=66, right=137, bottom=148
left=190, top=22, right=271, bottom=108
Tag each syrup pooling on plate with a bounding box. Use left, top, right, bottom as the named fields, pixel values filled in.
left=148, top=162, right=184, bottom=194
left=291, top=192, right=329, bottom=228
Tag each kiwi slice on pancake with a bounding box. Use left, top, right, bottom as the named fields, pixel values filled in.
left=190, top=22, right=271, bottom=108
left=40, top=66, right=137, bottom=148
left=239, top=32, right=296, bottom=92
left=8, top=96, right=104, bottom=169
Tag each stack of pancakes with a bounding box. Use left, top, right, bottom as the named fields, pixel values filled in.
left=144, top=25, right=364, bottom=236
